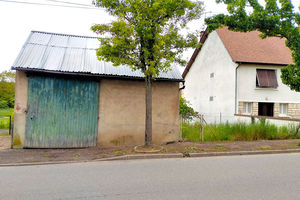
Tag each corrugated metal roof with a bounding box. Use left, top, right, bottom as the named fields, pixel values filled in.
left=12, top=31, right=183, bottom=81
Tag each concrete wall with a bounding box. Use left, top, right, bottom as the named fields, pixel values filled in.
left=97, top=79, right=180, bottom=146
left=184, top=31, right=238, bottom=123
left=13, top=71, right=28, bottom=147
left=237, top=64, right=300, bottom=104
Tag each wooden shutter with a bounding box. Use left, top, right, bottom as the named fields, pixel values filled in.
left=256, top=69, right=278, bottom=88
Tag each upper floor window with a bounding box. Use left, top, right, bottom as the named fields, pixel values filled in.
left=256, top=69, right=278, bottom=88
left=210, top=73, right=214, bottom=78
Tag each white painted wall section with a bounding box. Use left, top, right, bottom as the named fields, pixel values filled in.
left=184, top=31, right=238, bottom=123
left=237, top=64, right=300, bottom=103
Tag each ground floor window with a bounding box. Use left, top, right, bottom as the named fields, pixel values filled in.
left=243, top=102, right=252, bottom=114
left=279, top=103, right=288, bottom=115
left=258, top=102, right=274, bottom=117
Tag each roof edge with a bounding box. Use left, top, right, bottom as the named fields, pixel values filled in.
left=236, top=61, right=290, bottom=66
left=182, top=28, right=209, bottom=79
left=31, top=30, right=99, bottom=39
left=11, top=67, right=184, bottom=82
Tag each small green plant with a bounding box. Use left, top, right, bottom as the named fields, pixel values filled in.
left=43, top=154, right=50, bottom=157
left=298, top=142, right=300, bottom=147
left=74, top=153, right=80, bottom=158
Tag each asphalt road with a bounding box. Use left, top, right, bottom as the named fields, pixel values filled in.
left=1, top=153, right=300, bottom=200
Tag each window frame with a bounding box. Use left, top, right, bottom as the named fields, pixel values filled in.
left=279, top=103, right=288, bottom=115
left=243, top=102, right=252, bottom=114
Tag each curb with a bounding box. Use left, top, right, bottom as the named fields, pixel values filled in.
left=96, top=153, right=183, bottom=161
left=0, top=149, right=300, bottom=167
left=189, top=149, right=300, bottom=158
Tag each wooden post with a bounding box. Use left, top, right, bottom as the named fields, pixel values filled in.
left=202, top=115, right=204, bottom=142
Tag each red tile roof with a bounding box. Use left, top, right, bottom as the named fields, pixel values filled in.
left=183, top=27, right=293, bottom=78
left=217, top=27, right=293, bottom=65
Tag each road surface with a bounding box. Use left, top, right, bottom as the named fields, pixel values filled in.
left=1, top=153, right=300, bottom=200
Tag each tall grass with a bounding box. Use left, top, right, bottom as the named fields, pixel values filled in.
left=182, top=119, right=300, bottom=142
left=0, top=108, right=13, bottom=129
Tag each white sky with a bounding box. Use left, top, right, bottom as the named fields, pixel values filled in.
left=0, top=0, right=299, bottom=72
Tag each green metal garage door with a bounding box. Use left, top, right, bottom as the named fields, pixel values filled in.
left=25, top=75, right=99, bottom=148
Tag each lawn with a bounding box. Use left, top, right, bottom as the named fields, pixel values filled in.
left=182, top=119, right=300, bottom=142
left=0, top=108, right=13, bottom=129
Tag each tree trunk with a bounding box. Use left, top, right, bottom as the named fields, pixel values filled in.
left=145, top=75, right=152, bottom=146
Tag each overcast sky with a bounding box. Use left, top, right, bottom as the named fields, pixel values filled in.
left=0, top=0, right=299, bottom=72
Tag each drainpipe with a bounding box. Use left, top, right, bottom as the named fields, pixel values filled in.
left=235, top=64, right=241, bottom=114
left=179, top=81, right=185, bottom=91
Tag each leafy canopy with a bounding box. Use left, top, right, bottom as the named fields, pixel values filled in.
left=91, top=0, right=203, bottom=77
left=205, top=0, right=300, bottom=91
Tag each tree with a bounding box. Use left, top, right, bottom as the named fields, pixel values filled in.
left=205, top=0, right=300, bottom=91
left=0, top=71, right=15, bottom=108
left=91, top=0, right=203, bottom=145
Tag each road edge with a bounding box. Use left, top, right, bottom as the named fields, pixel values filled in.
left=1, top=149, right=300, bottom=167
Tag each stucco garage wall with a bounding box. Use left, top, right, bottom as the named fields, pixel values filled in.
left=97, top=79, right=180, bottom=146
left=13, top=71, right=28, bottom=147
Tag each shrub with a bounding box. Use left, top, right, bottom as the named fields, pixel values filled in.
left=0, top=100, right=8, bottom=109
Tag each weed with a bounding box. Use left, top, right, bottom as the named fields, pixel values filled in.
left=298, top=142, right=300, bottom=147
left=114, top=150, right=122, bottom=155
left=74, top=153, right=80, bottom=157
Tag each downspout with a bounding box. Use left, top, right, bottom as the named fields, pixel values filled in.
left=235, top=64, right=240, bottom=114
left=179, top=81, right=185, bottom=91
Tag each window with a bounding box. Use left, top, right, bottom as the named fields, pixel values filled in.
left=256, top=69, right=278, bottom=88
left=280, top=104, right=288, bottom=115
left=209, top=96, right=214, bottom=101
left=210, top=73, right=214, bottom=78
left=258, top=102, right=274, bottom=117
left=243, top=103, right=252, bottom=114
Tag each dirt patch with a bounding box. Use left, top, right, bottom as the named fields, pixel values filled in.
left=0, top=137, right=299, bottom=165
left=0, top=136, right=11, bottom=150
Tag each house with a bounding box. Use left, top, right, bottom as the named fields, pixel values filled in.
left=183, top=27, right=300, bottom=124
left=12, top=31, right=182, bottom=148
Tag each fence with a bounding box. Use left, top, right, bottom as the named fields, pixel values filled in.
left=180, top=113, right=300, bottom=142
left=180, top=114, right=217, bottom=142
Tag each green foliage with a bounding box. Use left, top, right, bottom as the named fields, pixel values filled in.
left=0, top=109, right=14, bottom=129
left=182, top=121, right=300, bottom=142
left=179, top=95, right=198, bottom=119
left=0, top=71, right=15, bottom=108
left=91, top=0, right=203, bottom=77
left=205, top=0, right=300, bottom=91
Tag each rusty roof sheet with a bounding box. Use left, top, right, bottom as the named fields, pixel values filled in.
left=12, top=31, right=183, bottom=81
left=216, top=27, right=293, bottom=65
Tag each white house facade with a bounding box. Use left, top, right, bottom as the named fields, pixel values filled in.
left=183, top=27, right=300, bottom=123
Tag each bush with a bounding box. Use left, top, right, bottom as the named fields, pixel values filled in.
left=0, top=100, right=8, bottom=109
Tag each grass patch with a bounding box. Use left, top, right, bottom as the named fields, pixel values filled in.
left=298, top=142, right=300, bottom=147
left=182, top=120, right=300, bottom=142
left=0, top=108, right=13, bottom=129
